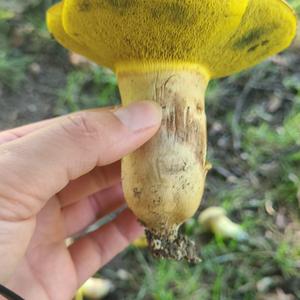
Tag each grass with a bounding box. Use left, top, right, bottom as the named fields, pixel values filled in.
left=0, top=51, right=32, bottom=89
left=55, top=66, right=118, bottom=115
left=289, top=0, right=300, bottom=13
left=1, top=0, right=300, bottom=299
left=0, top=19, right=29, bottom=89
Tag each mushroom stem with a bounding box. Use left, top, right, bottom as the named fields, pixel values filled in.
left=118, top=66, right=210, bottom=262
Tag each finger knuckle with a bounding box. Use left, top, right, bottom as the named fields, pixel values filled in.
left=62, top=112, right=101, bottom=142
left=0, top=184, right=39, bottom=221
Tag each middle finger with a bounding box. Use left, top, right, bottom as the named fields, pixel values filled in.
left=58, top=161, right=121, bottom=207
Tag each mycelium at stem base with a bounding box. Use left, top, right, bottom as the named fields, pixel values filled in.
left=117, top=64, right=211, bottom=262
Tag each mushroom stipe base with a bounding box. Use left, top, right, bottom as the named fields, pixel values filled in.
left=145, top=229, right=201, bottom=263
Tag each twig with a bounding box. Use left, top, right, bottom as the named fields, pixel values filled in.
left=213, top=166, right=237, bottom=179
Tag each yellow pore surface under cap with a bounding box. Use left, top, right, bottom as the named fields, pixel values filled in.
left=47, top=0, right=296, bottom=79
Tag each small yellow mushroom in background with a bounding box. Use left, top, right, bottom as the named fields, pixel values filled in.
left=47, top=0, right=296, bottom=262
left=75, top=278, right=114, bottom=300
left=132, top=235, right=148, bottom=249
left=75, top=288, right=84, bottom=300
left=199, top=207, right=248, bottom=241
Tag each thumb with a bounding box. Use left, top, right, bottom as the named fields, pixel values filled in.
left=0, top=101, right=162, bottom=220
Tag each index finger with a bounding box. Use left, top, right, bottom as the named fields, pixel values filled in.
left=0, top=106, right=120, bottom=145
left=0, top=102, right=161, bottom=221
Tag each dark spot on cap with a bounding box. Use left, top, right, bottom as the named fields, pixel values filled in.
left=261, top=40, right=270, bottom=46
left=247, top=44, right=259, bottom=52
left=151, top=3, right=196, bottom=25
left=234, top=28, right=268, bottom=49
left=105, top=0, right=136, bottom=10
left=78, top=0, right=91, bottom=12
left=246, top=39, right=270, bottom=53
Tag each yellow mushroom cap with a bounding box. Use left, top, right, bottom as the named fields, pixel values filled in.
left=47, top=2, right=102, bottom=64
left=47, top=0, right=297, bottom=78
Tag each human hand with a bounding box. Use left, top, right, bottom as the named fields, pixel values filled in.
left=0, top=101, right=162, bottom=300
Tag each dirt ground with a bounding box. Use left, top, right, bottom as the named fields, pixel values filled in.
left=0, top=49, right=69, bottom=129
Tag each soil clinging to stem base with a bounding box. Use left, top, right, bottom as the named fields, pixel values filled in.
left=145, top=229, right=201, bottom=264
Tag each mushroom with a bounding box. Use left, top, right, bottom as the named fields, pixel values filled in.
left=75, top=278, right=114, bottom=300
left=47, top=0, right=296, bottom=262
left=198, top=207, right=248, bottom=241
left=132, top=234, right=148, bottom=248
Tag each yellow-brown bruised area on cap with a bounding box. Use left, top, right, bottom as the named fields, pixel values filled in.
left=215, top=0, right=297, bottom=77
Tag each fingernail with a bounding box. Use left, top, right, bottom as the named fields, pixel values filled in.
left=114, top=101, right=162, bottom=132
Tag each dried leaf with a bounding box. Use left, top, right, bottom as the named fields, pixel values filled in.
left=69, top=52, right=94, bottom=68
left=259, top=288, right=295, bottom=300
left=265, top=199, right=275, bottom=216
left=268, top=95, right=283, bottom=113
